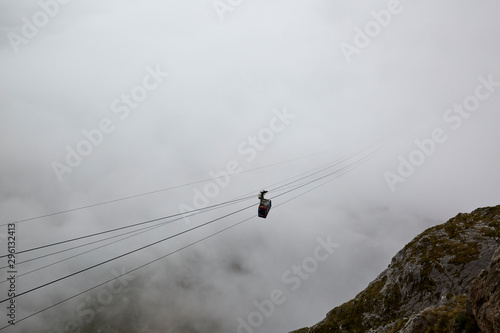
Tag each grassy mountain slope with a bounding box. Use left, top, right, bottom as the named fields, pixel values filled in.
left=291, top=205, right=500, bottom=333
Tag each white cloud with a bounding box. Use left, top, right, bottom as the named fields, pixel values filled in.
left=1, top=0, right=499, bottom=331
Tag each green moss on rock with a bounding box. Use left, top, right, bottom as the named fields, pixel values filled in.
left=290, top=205, right=500, bottom=333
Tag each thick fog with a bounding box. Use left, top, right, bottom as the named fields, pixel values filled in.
left=1, top=0, right=499, bottom=332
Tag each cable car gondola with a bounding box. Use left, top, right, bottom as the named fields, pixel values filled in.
left=258, top=190, right=271, bottom=218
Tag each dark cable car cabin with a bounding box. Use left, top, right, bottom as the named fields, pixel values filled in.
left=258, top=190, right=272, bottom=218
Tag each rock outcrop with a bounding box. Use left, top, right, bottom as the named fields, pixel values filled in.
left=469, top=245, right=500, bottom=333
left=291, top=205, right=500, bottom=333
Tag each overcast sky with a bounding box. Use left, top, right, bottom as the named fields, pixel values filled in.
left=1, top=0, right=500, bottom=332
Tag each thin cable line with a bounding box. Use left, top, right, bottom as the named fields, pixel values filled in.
left=1, top=144, right=356, bottom=227
left=0, top=196, right=254, bottom=259
left=0, top=145, right=380, bottom=330
left=0, top=203, right=255, bottom=303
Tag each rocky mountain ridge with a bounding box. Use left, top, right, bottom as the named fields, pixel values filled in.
left=291, top=205, right=500, bottom=333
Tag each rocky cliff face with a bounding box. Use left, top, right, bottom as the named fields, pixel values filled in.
left=469, top=245, right=500, bottom=333
left=291, top=205, right=500, bottom=333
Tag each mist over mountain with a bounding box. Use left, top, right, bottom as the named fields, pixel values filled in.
left=1, top=1, right=500, bottom=332
left=292, top=205, right=500, bottom=333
